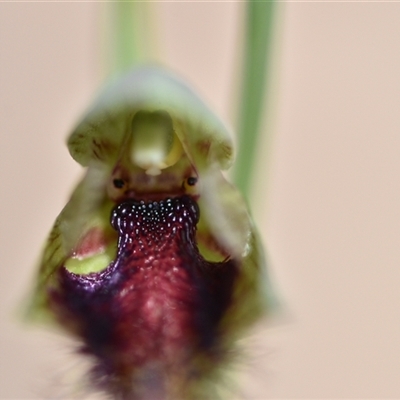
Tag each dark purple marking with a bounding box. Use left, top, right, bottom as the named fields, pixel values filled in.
left=49, top=195, right=238, bottom=397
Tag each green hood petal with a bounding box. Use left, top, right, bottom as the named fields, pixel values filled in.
left=68, top=67, right=234, bottom=170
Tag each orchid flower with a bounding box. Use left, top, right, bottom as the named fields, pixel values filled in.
left=27, top=67, right=270, bottom=399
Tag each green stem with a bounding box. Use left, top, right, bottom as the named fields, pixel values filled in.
left=234, top=1, right=275, bottom=198
left=108, top=1, right=157, bottom=75
left=114, top=2, right=140, bottom=72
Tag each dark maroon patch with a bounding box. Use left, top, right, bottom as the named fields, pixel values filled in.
left=49, top=195, right=238, bottom=397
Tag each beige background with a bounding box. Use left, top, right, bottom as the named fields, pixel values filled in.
left=1, top=2, right=400, bottom=399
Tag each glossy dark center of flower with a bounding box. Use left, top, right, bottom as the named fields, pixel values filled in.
left=111, top=196, right=199, bottom=256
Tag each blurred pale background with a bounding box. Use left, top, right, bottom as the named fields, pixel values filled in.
left=1, top=2, right=400, bottom=399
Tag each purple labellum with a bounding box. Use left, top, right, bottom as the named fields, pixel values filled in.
left=50, top=195, right=238, bottom=398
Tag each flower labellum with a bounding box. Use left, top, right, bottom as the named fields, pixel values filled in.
left=27, top=67, right=271, bottom=399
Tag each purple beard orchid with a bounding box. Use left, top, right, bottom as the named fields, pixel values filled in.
left=27, top=67, right=270, bottom=400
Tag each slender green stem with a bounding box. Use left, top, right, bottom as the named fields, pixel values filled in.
left=114, top=2, right=140, bottom=72
left=108, top=2, right=157, bottom=75
left=234, top=1, right=275, bottom=198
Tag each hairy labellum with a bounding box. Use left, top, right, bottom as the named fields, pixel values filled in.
left=51, top=196, right=237, bottom=398
left=27, top=68, right=271, bottom=400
